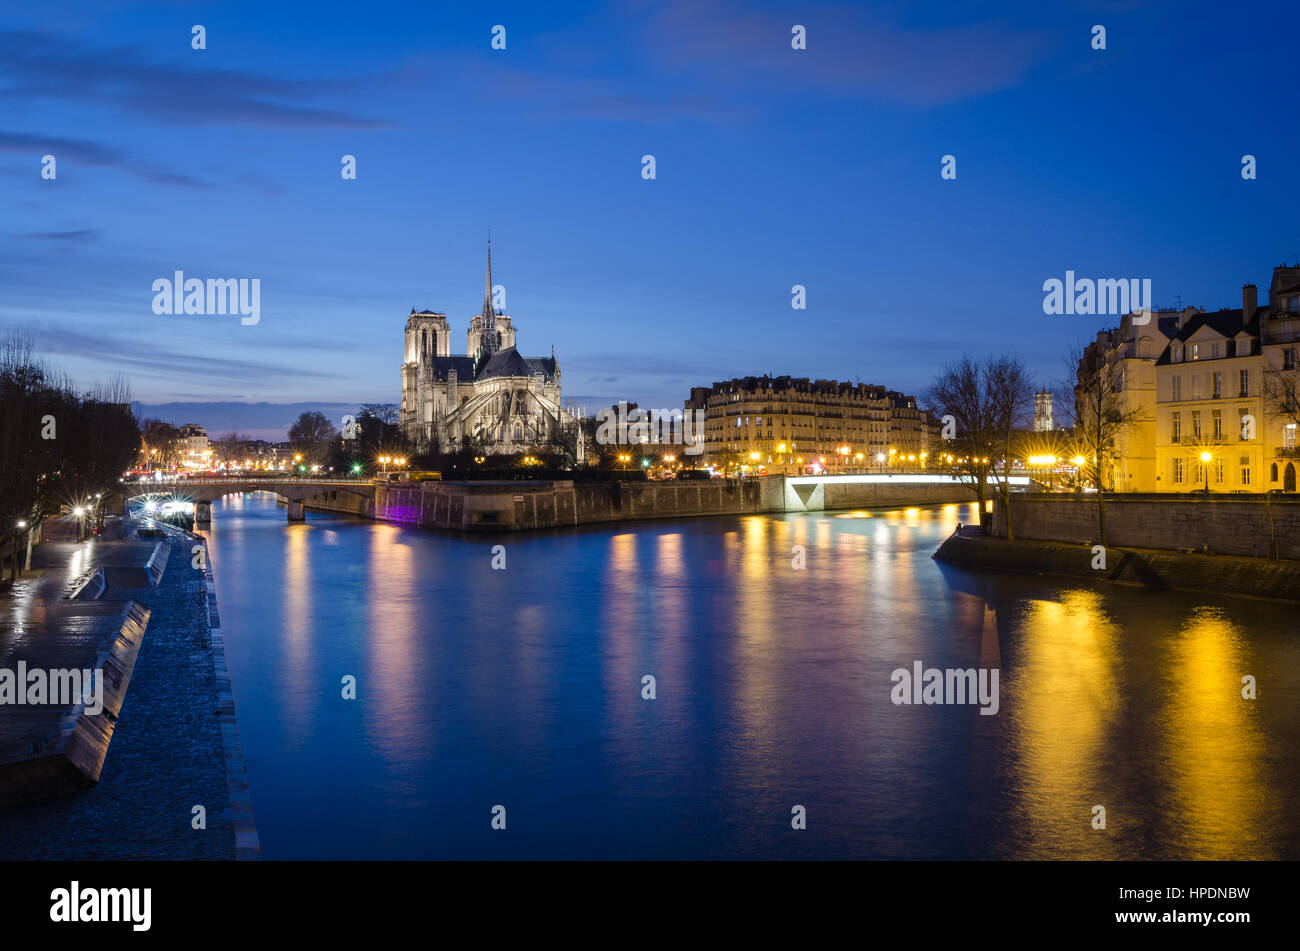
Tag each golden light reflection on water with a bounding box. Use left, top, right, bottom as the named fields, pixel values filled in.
left=281, top=523, right=313, bottom=745
left=650, top=532, right=688, bottom=717
left=364, top=524, right=427, bottom=767
left=601, top=533, right=640, bottom=722
left=729, top=516, right=781, bottom=761
left=1011, top=591, right=1123, bottom=858
left=1162, top=607, right=1271, bottom=859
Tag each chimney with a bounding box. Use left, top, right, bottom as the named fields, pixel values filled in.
left=1243, top=282, right=1258, bottom=319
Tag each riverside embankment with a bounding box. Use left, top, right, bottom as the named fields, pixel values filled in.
left=0, top=517, right=258, bottom=859
left=934, top=494, right=1300, bottom=601
left=298, top=474, right=978, bottom=531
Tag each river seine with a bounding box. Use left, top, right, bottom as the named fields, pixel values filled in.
left=202, top=494, right=1300, bottom=860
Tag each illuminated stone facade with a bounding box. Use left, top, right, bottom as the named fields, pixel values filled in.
left=399, top=245, right=583, bottom=460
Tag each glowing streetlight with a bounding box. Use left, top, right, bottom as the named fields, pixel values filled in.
left=1200, top=450, right=1212, bottom=492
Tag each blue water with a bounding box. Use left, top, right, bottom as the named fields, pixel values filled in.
left=202, top=494, right=1300, bottom=859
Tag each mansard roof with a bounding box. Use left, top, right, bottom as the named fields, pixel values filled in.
left=1154, top=308, right=1261, bottom=364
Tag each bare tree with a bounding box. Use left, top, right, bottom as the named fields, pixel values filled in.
left=215, top=431, right=250, bottom=467
left=288, top=411, right=337, bottom=465
left=1068, top=340, right=1145, bottom=545
left=360, top=403, right=399, bottom=426
left=927, top=355, right=1032, bottom=536
left=987, top=357, right=1035, bottom=538
left=1262, top=364, right=1300, bottom=433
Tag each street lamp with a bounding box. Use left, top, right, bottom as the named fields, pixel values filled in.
left=1200, top=451, right=1212, bottom=492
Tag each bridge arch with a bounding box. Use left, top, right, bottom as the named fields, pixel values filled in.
left=122, top=479, right=376, bottom=522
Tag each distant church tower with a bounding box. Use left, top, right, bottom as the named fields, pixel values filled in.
left=1034, top=390, right=1054, bottom=432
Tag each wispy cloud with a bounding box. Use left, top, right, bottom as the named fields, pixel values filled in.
left=0, top=28, right=392, bottom=129
left=19, top=228, right=100, bottom=244
left=640, top=0, right=1054, bottom=107
left=16, top=320, right=346, bottom=387
left=0, top=129, right=213, bottom=188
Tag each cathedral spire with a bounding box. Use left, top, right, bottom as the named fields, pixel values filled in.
left=483, top=237, right=494, bottom=322
left=476, top=236, right=500, bottom=363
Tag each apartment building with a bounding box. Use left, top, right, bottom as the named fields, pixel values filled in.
left=684, top=375, right=936, bottom=473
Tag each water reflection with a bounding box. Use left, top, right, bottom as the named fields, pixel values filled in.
left=1162, top=608, right=1272, bottom=859
left=207, top=494, right=1300, bottom=860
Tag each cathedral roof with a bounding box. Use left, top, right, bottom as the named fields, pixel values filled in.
left=424, top=348, right=557, bottom=382
left=478, top=347, right=557, bottom=380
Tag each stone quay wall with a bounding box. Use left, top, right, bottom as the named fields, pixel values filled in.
left=993, top=494, right=1300, bottom=561
left=374, top=477, right=784, bottom=531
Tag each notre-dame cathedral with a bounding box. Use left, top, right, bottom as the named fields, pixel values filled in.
left=399, top=243, right=584, bottom=460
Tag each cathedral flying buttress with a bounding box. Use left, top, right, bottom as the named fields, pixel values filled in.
left=399, top=242, right=585, bottom=462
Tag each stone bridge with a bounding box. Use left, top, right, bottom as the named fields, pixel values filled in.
left=123, top=479, right=377, bottom=522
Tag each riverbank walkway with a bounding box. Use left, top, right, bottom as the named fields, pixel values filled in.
left=0, top=517, right=245, bottom=859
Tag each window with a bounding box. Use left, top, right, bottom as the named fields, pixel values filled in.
left=1171, top=376, right=1182, bottom=401
left=1215, top=459, right=1225, bottom=484
left=1171, top=412, right=1181, bottom=443
left=1240, top=455, right=1251, bottom=486
left=1211, top=342, right=1221, bottom=358
left=1286, top=423, right=1298, bottom=450
left=1191, top=344, right=1199, bottom=360
left=1212, top=409, right=1223, bottom=439
left=1289, top=296, right=1299, bottom=312
left=1191, top=411, right=1201, bottom=438
left=1173, top=458, right=1185, bottom=483
left=1239, top=409, right=1250, bottom=439
left=1240, top=369, right=1249, bottom=397
left=1173, top=346, right=1182, bottom=362
left=1285, top=349, right=1296, bottom=370
left=1212, top=372, right=1221, bottom=398
left=1194, top=462, right=1205, bottom=484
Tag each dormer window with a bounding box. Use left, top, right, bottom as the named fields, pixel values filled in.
left=1191, top=344, right=1199, bottom=360
left=1288, top=296, right=1299, bottom=312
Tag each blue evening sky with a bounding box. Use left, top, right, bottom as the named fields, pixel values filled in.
left=2, top=0, right=1297, bottom=434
